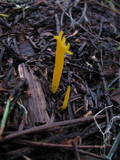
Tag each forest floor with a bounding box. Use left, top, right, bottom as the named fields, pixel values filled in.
left=0, top=0, right=120, bottom=160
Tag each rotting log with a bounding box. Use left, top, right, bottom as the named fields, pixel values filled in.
left=18, top=63, right=50, bottom=126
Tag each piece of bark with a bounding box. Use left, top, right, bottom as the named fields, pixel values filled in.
left=18, top=63, right=50, bottom=126
left=17, top=34, right=35, bottom=56
left=110, top=88, right=120, bottom=105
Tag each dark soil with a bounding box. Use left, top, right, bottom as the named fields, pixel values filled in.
left=0, top=0, right=120, bottom=160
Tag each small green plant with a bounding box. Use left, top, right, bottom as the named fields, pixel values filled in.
left=0, top=98, right=12, bottom=138
left=117, top=42, right=120, bottom=50
left=15, top=4, right=30, bottom=18
left=105, top=0, right=115, bottom=8
left=0, top=14, right=9, bottom=20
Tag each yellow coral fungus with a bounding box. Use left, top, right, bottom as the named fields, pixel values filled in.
left=60, top=85, right=71, bottom=110
left=52, top=31, right=73, bottom=93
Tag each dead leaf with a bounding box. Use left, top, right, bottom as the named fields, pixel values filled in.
left=62, top=136, right=80, bottom=145
left=18, top=34, right=34, bottom=56
left=110, top=88, right=120, bottom=105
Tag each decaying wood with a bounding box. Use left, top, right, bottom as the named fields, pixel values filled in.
left=18, top=63, right=50, bottom=126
